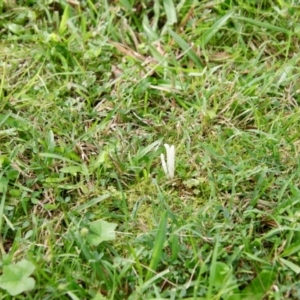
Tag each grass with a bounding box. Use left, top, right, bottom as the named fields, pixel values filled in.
left=0, top=0, right=300, bottom=299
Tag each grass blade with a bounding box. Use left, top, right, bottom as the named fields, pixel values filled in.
left=201, top=11, right=234, bottom=47
left=0, top=178, right=8, bottom=256
left=235, top=16, right=292, bottom=35
left=168, top=29, right=203, bottom=68
left=163, top=0, right=177, bottom=25
left=146, top=211, right=168, bottom=281
left=59, top=4, right=70, bottom=35
left=279, top=258, right=300, bottom=274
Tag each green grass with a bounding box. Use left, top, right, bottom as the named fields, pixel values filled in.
left=1, top=0, right=300, bottom=299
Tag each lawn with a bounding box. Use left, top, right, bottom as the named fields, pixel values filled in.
left=0, top=0, right=300, bottom=299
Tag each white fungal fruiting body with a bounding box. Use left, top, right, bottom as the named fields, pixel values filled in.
left=160, top=144, right=175, bottom=179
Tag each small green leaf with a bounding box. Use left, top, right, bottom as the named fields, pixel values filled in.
left=87, top=220, right=117, bottom=246
left=6, top=169, right=19, bottom=180
left=92, top=293, right=108, bottom=300
left=241, top=269, right=276, bottom=300
left=87, top=233, right=102, bottom=246
left=0, top=177, right=9, bottom=193
left=60, top=165, right=89, bottom=176
left=43, top=203, right=59, bottom=211
left=92, top=151, right=109, bottom=168
left=6, top=23, right=24, bottom=35
left=213, top=262, right=232, bottom=288
left=0, top=259, right=35, bottom=296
